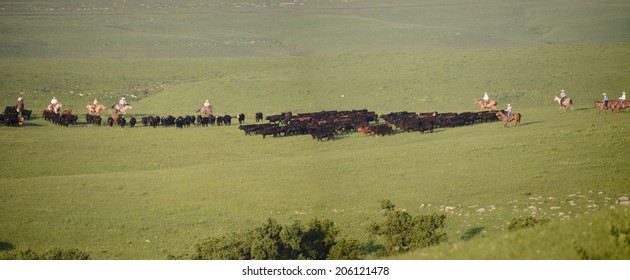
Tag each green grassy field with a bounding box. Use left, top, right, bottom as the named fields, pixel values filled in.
left=1, top=0, right=630, bottom=259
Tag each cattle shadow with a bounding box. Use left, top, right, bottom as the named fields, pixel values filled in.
left=460, top=227, right=485, bottom=241
left=22, top=122, right=43, bottom=127
left=0, top=242, right=15, bottom=251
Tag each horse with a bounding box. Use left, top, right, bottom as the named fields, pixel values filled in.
left=112, top=104, right=132, bottom=115
left=474, top=99, right=497, bottom=111
left=45, top=103, right=62, bottom=114
left=86, top=104, right=105, bottom=115
left=553, top=96, right=574, bottom=111
left=197, top=106, right=213, bottom=116
left=595, top=100, right=621, bottom=113
left=495, top=110, right=521, bottom=127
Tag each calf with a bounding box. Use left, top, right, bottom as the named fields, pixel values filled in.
left=238, top=113, right=245, bottom=124
left=118, top=116, right=127, bottom=128
left=21, top=109, right=32, bottom=120
left=371, top=124, right=393, bottom=136
left=93, top=116, right=102, bottom=126
left=129, top=117, right=136, bottom=128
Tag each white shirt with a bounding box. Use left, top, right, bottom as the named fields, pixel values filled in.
left=51, top=98, right=58, bottom=104
left=483, top=94, right=489, bottom=101
left=620, top=93, right=626, bottom=101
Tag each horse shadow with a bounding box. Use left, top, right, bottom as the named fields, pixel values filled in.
left=518, top=120, right=543, bottom=127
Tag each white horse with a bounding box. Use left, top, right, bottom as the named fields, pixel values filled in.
left=112, top=104, right=132, bottom=115
left=46, top=103, right=62, bottom=114
left=86, top=103, right=105, bottom=115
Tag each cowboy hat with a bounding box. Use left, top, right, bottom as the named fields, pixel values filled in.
left=603, top=93, right=607, bottom=95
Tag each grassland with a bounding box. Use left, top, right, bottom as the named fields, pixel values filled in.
left=1, top=0, right=629, bottom=260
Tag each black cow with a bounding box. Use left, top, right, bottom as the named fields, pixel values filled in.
left=93, top=115, right=102, bottom=126
left=129, top=117, right=136, bottom=128
left=199, top=116, right=210, bottom=127
left=21, top=109, right=32, bottom=120
left=238, top=113, right=245, bottom=124
left=118, top=116, right=127, bottom=128
left=223, top=115, right=232, bottom=125
left=255, top=112, right=263, bottom=122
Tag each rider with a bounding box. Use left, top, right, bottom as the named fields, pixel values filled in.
left=559, top=89, right=567, bottom=105
left=203, top=99, right=210, bottom=109
left=619, top=91, right=626, bottom=109
left=505, top=103, right=513, bottom=120
left=50, top=96, right=58, bottom=110
left=93, top=98, right=99, bottom=105
left=482, top=92, right=489, bottom=107
left=603, top=93, right=609, bottom=109
left=118, top=97, right=127, bottom=109
left=16, top=95, right=24, bottom=113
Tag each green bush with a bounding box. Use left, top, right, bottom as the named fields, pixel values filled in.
left=327, top=238, right=363, bottom=260
left=507, top=216, right=546, bottom=232
left=191, top=218, right=362, bottom=260
left=367, top=199, right=447, bottom=254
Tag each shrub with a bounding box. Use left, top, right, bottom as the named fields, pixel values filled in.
left=507, top=216, right=546, bottom=232
left=327, top=238, right=363, bottom=260
left=191, top=218, right=361, bottom=260
left=367, top=199, right=447, bottom=254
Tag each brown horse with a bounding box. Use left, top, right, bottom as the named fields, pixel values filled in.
left=474, top=99, right=497, bottom=111
left=496, top=110, right=521, bottom=127
left=553, top=96, right=574, bottom=111
left=594, top=100, right=623, bottom=113
left=85, top=104, right=105, bottom=115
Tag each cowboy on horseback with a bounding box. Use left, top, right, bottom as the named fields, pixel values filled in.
left=559, top=89, right=567, bottom=106
left=603, top=93, right=609, bottom=109
left=505, top=103, right=513, bottom=120
left=619, top=92, right=626, bottom=109
left=197, top=99, right=213, bottom=116
left=48, top=96, right=59, bottom=111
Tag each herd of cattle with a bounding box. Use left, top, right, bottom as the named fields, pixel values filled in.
left=2, top=105, right=505, bottom=141
left=238, top=109, right=502, bottom=141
